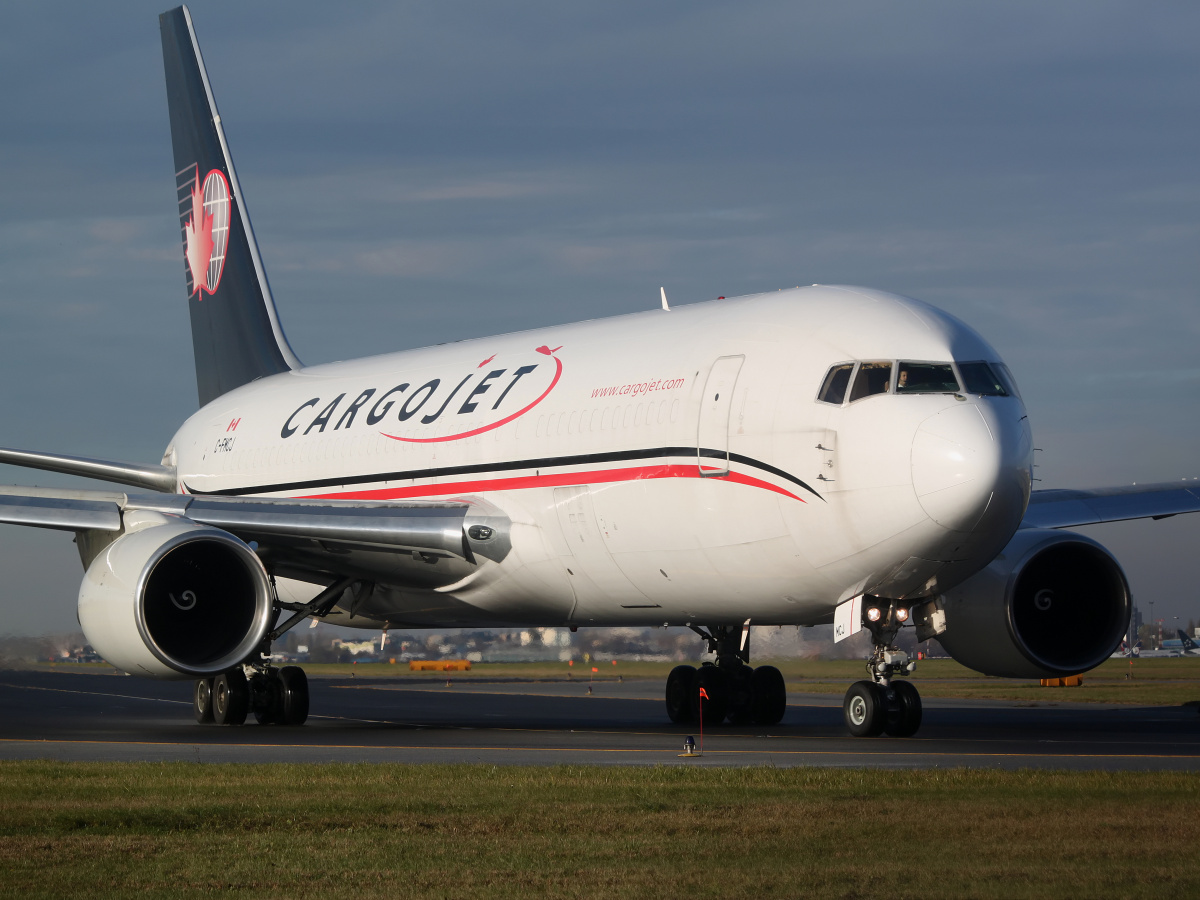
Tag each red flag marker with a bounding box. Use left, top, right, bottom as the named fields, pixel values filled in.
left=699, top=687, right=710, bottom=700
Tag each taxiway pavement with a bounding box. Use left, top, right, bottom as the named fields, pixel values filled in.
left=1, top=668, right=1197, bottom=769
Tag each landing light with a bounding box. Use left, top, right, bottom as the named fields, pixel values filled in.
left=896, top=607, right=910, bottom=622
left=866, top=607, right=882, bottom=622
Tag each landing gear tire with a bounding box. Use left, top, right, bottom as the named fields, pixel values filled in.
left=844, top=680, right=886, bottom=737
left=213, top=669, right=249, bottom=726
left=694, top=664, right=730, bottom=724
left=665, top=665, right=697, bottom=724
left=726, top=664, right=755, bottom=724
left=193, top=678, right=214, bottom=724
left=750, top=665, right=787, bottom=726
left=278, top=666, right=310, bottom=725
left=884, top=680, right=922, bottom=737
left=253, top=672, right=284, bottom=725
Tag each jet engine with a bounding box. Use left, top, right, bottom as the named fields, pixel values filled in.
left=934, top=528, right=1130, bottom=678
left=78, top=512, right=274, bottom=678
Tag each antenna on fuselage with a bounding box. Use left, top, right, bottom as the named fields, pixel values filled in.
left=660, top=287, right=670, bottom=311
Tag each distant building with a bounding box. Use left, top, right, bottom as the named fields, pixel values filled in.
left=330, top=639, right=378, bottom=656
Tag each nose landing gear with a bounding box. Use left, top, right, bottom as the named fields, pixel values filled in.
left=843, top=598, right=923, bottom=737
left=664, top=623, right=788, bottom=726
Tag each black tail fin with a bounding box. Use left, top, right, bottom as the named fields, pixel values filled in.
left=1179, top=630, right=1197, bottom=650
left=159, top=6, right=300, bottom=407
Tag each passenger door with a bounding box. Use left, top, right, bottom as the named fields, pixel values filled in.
left=696, top=355, right=744, bottom=476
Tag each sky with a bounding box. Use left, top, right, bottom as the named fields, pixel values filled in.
left=0, top=1, right=1197, bottom=635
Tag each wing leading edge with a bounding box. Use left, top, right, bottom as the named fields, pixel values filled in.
left=1023, top=481, right=1200, bottom=530
left=0, top=446, right=177, bottom=492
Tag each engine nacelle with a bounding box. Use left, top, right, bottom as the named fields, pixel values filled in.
left=78, top=513, right=274, bottom=679
left=936, top=528, right=1130, bottom=678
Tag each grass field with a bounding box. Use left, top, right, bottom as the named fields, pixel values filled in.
left=28, top=655, right=1200, bottom=705
left=0, top=762, right=1196, bottom=899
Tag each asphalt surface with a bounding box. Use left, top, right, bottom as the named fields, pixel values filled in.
left=1, top=668, right=1198, bottom=769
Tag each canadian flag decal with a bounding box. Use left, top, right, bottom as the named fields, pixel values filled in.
left=178, top=165, right=231, bottom=298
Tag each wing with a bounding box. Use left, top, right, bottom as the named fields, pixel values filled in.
left=1023, top=481, right=1200, bottom=529
left=0, top=446, right=176, bottom=492
left=0, top=484, right=510, bottom=579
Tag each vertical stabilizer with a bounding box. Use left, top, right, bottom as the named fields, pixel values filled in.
left=160, top=6, right=301, bottom=406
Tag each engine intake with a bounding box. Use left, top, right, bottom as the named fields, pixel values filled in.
left=78, top=514, right=273, bottom=678
left=936, top=528, right=1130, bottom=678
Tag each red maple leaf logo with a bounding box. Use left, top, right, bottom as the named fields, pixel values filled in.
left=183, top=178, right=214, bottom=297
left=535, top=345, right=562, bottom=356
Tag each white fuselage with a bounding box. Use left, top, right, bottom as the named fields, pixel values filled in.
left=168, top=285, right=1034, bottom=629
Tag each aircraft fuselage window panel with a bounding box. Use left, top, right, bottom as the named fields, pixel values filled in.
left=817, top=363, right=855, bottom=405
left=957, top=361, right=1008, bottom=396
left=848, top=361, right=892, bottom=402
left=896, top=362, right=959, bottom=394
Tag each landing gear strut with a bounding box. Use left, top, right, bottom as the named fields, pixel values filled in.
left=843, top=597, right=923, bottom=737
left=664, top=623, right=787, bottom=726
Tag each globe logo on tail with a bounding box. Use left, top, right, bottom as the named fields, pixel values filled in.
left=180, top=165, right=231, bottom=298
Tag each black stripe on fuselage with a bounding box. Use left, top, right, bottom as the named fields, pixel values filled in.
left=184, top=446, right=825, bottom=502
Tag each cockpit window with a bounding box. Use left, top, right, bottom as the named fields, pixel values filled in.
left=896, top=362, right=959, bottom=394
left=817, top=364, right=855, bottom=405
left=848, top=361, right=892, bottom=402
left=957, top=361, right=1008, bottom=396
left=995, top=363, right=1022, bottom=399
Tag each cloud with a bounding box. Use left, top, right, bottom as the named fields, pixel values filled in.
left=409, top=179, right=568, bottom=202
left=87, top=218, right=141, bottom=244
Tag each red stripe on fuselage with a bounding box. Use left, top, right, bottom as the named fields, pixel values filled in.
left=300, top=463, right=805, bottom=503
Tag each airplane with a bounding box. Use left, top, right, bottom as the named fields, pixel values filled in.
left=1162, top=630, right=1200, bottom=655
left=1112, top=629, right=1198, bottom=659
left=1111, top=637, right=1142, bottom=658
left=1146, top=630, right=1200, bottom=658
left=2, top=5, right=1199, bottom=736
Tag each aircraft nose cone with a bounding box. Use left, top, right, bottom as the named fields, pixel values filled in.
left=911, top=403, right=1020, bottom=532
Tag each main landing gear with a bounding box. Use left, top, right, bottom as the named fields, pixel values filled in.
left=192, top=575, right=352, bottom=726
left=665, top=623, right=787, bottom=726
left=843, top=598, right=923, bottom=738
left=193, top=665, right=310, bottom=726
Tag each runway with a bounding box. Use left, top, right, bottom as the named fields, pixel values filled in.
left=1, top=668, right=1198, bottom=769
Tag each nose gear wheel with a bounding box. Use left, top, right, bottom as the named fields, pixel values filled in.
left=841, top=596, right=925, bottom=738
